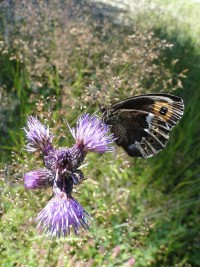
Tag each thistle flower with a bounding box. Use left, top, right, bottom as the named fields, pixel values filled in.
left=23, top=114, right=114, bottom=237
left=70, top=113, right=114, bottom=153
left=24, top=116, right=54, bottom=154
left=37, top=192, right=89, bottom=236
left=24, top=168, right=54, bottom=189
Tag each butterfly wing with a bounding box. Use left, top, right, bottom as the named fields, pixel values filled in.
left=103, top=94, right=184, bottom=158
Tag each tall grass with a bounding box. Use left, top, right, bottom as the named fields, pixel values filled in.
left=0, top=1, right=199, bottom=266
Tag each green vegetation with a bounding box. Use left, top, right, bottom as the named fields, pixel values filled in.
left=0, top=1, right=199, bottom=266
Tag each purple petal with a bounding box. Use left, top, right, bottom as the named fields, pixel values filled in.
left=24, top=116, right=54, bottom=154
left=24, top=168, right=54, bottom=189
left=37, top=193, right=90, bottom=237
left=70, top=114, right=114, bottom=153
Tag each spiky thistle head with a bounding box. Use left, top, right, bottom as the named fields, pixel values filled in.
left=70, top=114, right=114, bottom=153
left=24, top=168, right=54, bottom=189
left=37, top=193, right=90, bottom=237
left=24, top=116, right=54, bottom=154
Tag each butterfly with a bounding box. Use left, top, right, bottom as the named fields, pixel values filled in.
left=101, top=93, right=184, bottom=158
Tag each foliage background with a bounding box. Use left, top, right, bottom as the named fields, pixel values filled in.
left=0, top=0, right=199, bottom=266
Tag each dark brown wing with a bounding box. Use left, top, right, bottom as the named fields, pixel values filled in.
left=103, top=94, right=184, bottom=158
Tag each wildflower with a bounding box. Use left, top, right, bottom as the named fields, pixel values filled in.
left=24, top=168, right=54, bottom=189
left=37, top=192, right=89, bottom=236
left=70, top=113, right=114, bottom=153
left=24, top=116, right=54, bottom=155
left=23, top=114, right=114, bottom=237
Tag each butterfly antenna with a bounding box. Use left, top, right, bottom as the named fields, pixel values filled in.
left=86, top=84, right=105, bottom=113
left=86, top=84, right=98, bottom=99
left=98, top=102, right=106, bottom=113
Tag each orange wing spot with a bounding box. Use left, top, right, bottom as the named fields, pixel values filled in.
left=152, top=101, right=173, bottom=121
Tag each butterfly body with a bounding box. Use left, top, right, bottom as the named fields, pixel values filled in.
left=101, top=93, right=184, bottom=158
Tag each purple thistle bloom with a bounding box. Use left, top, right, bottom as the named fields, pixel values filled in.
left=37, top=193, right=90, bottom=237
left=24, top=168, right=54, bottom=189
left=70, top=114, right=114, bottom=153
left=24, top=116, right=54, bottom=154
left=23, top=113, right=114, bottom=237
